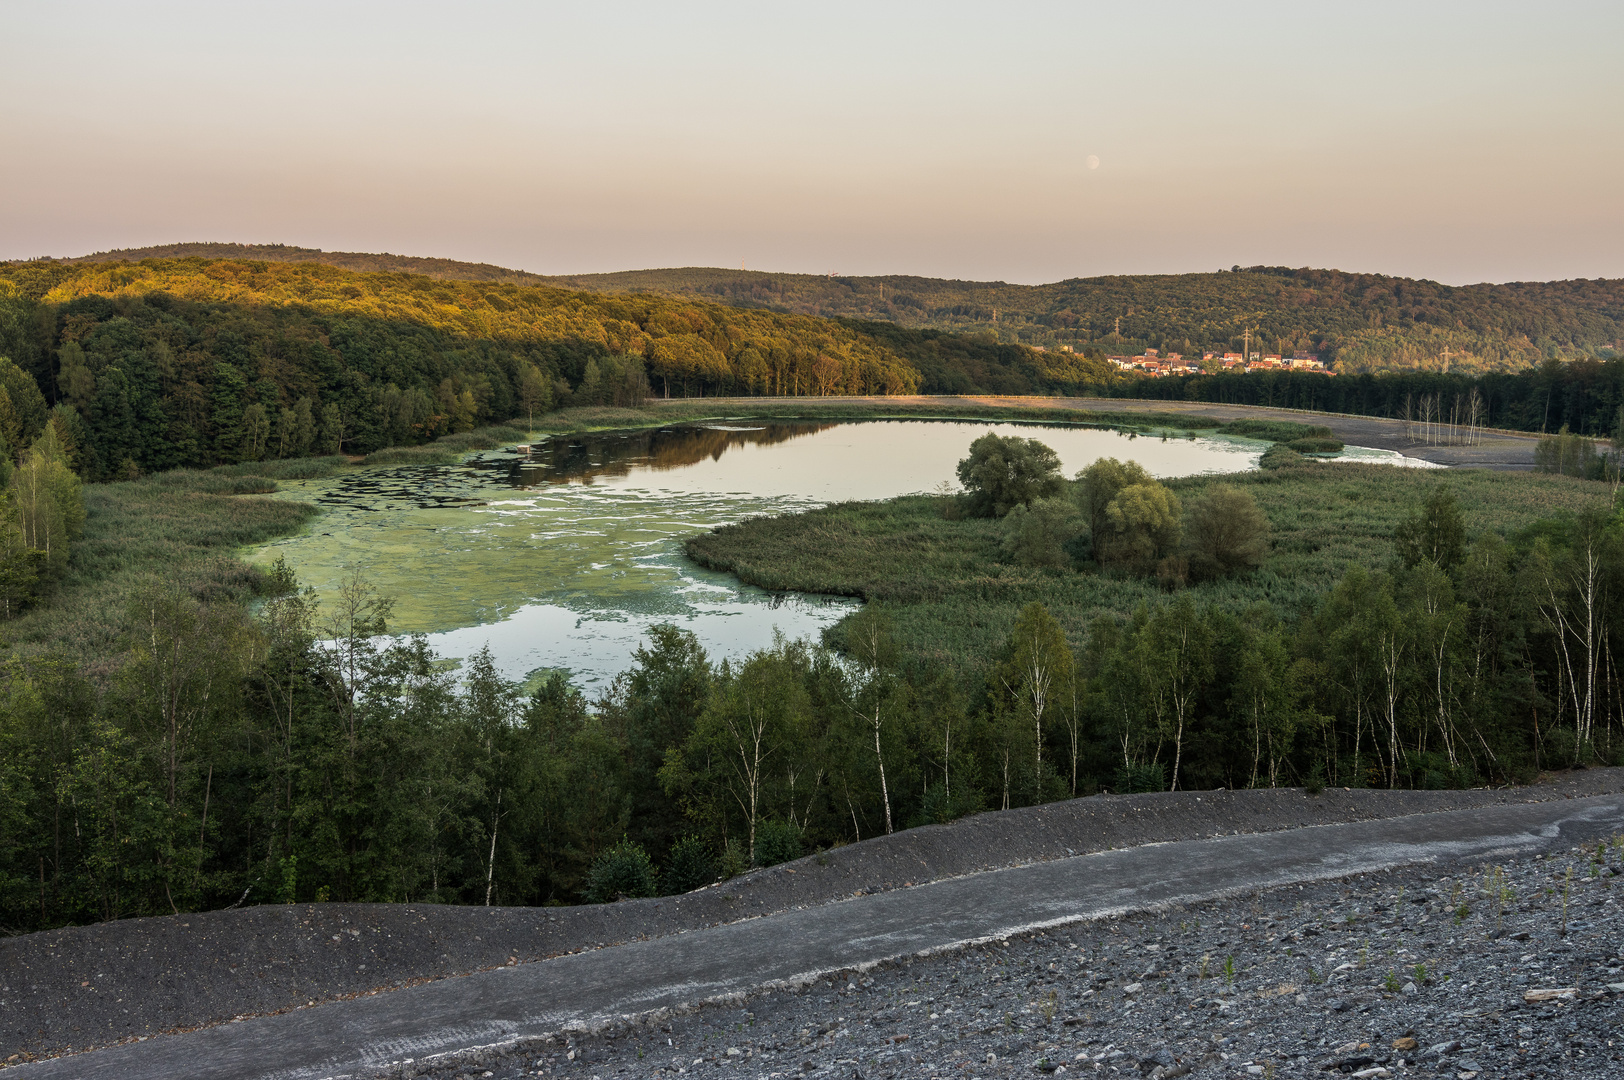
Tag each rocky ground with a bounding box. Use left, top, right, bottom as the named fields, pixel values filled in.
left=9, top=775, right=1621, bottom=1063
left=388, top=838, right=1624, bottom=1080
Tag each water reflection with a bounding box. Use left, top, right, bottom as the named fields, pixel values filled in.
left=255, top=419, right=1267, bottom=690
left=476, top=419, right=1265, bottom=503
left=502, top=423, right=840, bottom=486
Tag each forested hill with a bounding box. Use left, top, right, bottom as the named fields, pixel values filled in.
left=24, top=242, right=553, bottom=285
left=19, top=246, right=1623, bottom=376
left=0, top=257, right=1113, bottom=480
left=546, top=266, right=1624, bottom=374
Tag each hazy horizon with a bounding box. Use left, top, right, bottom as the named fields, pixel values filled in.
left=5, top=1, right=1621, bottom=287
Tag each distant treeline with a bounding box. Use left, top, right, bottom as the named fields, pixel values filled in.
left=1107, top=361, right=1624, bottom=437
left=542, top=265, right=1624, bottom=374
left=5, top=256, right=1624, bottom=485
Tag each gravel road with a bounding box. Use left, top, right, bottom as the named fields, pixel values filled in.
left=11, top=786, right=1621, bottom=1080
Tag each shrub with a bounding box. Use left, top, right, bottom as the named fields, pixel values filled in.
left=663, top=835, right=717, bottom=894
left=1075, top=457, right=1152, bottom=542
left=1258, top=444, right=1308, bottom=470
left=1285, top=437, right=1344, bottom=454
left=752, top=819, right=805, bottom=868
left=1184, top=484, right=1271, bottom=580
left=1113, top=762, right=1166, bottom=793
left=955, top=433, right=1065, bottom=517
left=909, top=782, right=983, bottom=827
left=1534, top=428, right=1598, bottom=478
left=1393, top=487, right=1466, bottom=571
left=584, top=838, right=658, bottom=902
left=719, top=838, right=748, bottom=880
left=1216, top=420, right=1335, bottom=442
left=1098, top=481, right=1182, bottom=572
left=1000, top=497, right=1083, bottom=569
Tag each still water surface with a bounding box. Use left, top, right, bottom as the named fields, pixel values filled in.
left=253, top=420, right=1270, bottom=688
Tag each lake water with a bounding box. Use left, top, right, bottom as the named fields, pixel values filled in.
left=249, top=419, right=1330, bottom=688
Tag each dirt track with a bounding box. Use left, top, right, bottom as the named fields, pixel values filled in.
left=5, top=770, right=1620, bottom=1065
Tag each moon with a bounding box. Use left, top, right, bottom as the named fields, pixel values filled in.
left=1086, top=155, right=1100, bottom=170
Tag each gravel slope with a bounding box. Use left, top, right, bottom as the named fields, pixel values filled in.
left=389, top=838, right=1624, bottom=1080
left=3, top=770, right=1620, bottom=1065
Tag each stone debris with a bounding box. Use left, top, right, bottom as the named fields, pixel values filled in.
left=380, top=837, right=1624, bottom=1080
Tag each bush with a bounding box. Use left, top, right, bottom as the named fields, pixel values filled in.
left=1393, top=487, right=1466, bottom=571
left=1285, top=437, right=1344, bottom=454
left=955, top=433, right=1065, bottom=517
left=719, top=838, right=748, bottom=880
left=1533, top=428, right=1599, bottom=478
left=1000, top=497, right=1083, bottom=569
left=1113, top=762, right=1166, bottom=793
left=909, top=783, right=982, bottom=827
left=752, top=819, right=805, bottom=868
left=1098, top=481, right=1182, bottom=572
left=1258, top=444, right=1309, bottom=470
left=584, top=838, right=658, bottom=902
left=663, top=835, right=717, bottom=894
left=1076, top=457, right=1152, bottom=541
left=1216, top=420, right=1335, bottom=442
left=1184, top=484, right=1271, bottom=580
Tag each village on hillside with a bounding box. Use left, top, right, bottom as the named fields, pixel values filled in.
left=1104, top=348, right=1334, bottom=377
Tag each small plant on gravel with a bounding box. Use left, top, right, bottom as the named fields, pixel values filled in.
left=1222, top=956, right=1236, bottom=986
left=1306, top=965, right=1323, bottom=985
left=664, top=835, right=718, bottom=895
left=1358, top=941, right=1371, bottom=966
left=1199, top=954, right=1211, bottom=980
left=1483, top=866, right=1514, bottom=936
left=1413, top=963, right=1428, bottom=983
left=278, top=854, right=298, bottom=904
left=719, top=838, right=748, bottom=880
left=752, top=819, right=804, bottom=868
left=1384, top=970, right=1402, bottom=993
left=1041, top=991, right=1058, bottom=1022
left=584, top=838, right=659, bottom=902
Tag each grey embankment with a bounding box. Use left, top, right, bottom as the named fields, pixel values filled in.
left=21, top=792, right=1624, bottom=1080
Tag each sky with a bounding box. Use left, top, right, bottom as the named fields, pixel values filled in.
left=3, top=1, right=1621, bottom=285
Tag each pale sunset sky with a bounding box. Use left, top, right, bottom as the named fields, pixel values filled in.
left=3, top=1, right=1620, bottom=284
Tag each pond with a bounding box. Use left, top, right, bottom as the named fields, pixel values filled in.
left=249, top=419, right=1284, bottom=689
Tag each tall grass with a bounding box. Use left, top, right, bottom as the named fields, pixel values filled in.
left=4, top=471, right=320, bottom=669
left=362, top=425, right=532, bottom=465
left=688, top=461, right=1608, bottom=678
